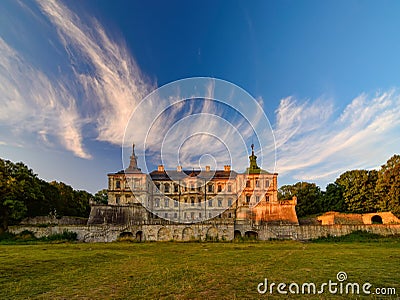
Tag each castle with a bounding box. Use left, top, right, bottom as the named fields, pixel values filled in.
left=87, top=144, right=298, bottom=241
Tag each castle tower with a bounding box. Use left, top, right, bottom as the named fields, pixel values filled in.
left=125, top=143, right=141, bottom=173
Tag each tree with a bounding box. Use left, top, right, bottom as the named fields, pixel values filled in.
left=0, top=159, right=41, bottom=232
left=375, top=155, right=400, bottom=217
left=94, top=189, right=108, bottom=204
left=50, top=181, right=92, bottom=218
left=279, top=182, right=323, bottom=217
left=335, top=170, right=378, bottom=213
left=321, top=183, right=345, bottom=212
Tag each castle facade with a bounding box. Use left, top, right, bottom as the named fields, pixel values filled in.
left=88, top=144, right=298, bottom=241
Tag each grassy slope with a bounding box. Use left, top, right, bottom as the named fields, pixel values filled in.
left=0, top=241, right=399, bottom=299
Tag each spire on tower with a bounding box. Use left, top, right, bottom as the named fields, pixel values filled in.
left=125, top=142, right=141, bottom=173
left=248, top=143, right=260, bottom=173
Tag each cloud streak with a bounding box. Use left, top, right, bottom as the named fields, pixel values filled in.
left=0, top=37, right=90, bottom=158
left=275, top=90, right=400, bottom=186
left=36, top=0, right=155, bottom=145
left=0, top=0, right=155, bottom=159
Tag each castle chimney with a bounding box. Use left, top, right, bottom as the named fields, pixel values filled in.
left=177, top=165, right=182, bottom=172
left=158, top=165, right=164, bottom=172
left=224, top=165, right=231, bottom=172
left=205, top=165, right=211, bottom=172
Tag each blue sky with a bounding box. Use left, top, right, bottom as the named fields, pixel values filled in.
left=1, top=0, right=400, bottom=193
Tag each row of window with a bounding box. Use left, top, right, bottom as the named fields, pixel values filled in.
left=112, top=179, right=142, bottom=190
left=111, top=178, right=272, bottom=192
left=246, top=179, right=271, bottom=189
left=161, top=212, right=233, bottom=219
left=245, top=195, right=270, bottom=203
left=154, top=182, right=234, bottom=193
left=153, top=198, right=233, bottom=208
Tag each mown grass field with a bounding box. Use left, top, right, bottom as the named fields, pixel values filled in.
left=0, top=239, right=399, bottom=299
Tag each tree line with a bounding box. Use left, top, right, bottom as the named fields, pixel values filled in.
left=0, top=158, right=107, bottom=232
left=278, top=155, right=400, bottom=218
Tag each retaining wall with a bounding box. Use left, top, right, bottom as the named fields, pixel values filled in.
left=8, top=224, right=400, bottom=243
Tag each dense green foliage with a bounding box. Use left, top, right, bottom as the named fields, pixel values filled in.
left=279, top=155, right=400, bottom=217
left=278, top=182, right=323, bottom=217
left=94, top=189, right=108, bottom=204
left=335, top=169, right=378, bottom=213
left=0, top=158, right=92, bottom=232
left=375, top=155, right=400, bottom=216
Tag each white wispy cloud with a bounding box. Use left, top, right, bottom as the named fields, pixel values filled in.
left=36, top=0, right=155, bottom=145
left=275, top=90, right=400, bottom=185
left=0, top=37, right=91, bottom=159
left=0, top=0, right=155, bottom=159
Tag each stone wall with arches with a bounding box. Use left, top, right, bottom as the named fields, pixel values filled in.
left=8, top=223, right=400, bottom=242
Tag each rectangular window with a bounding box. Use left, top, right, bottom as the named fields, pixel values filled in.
left=227, top=184, right=232, bottom=192
left=218, top=199, right=222, bottom=207
left=155, top=198, right=160, bottom=207
left=217, top=185, right=222, bottom=192
left=255, top=180, right=260, bottom=188
left=116, top=195, right=120, bottom=204
left=228, top=198, right=232, bottom=207
left=246, top=180, right=250, bottom=188
left=191, top=198, right=195, bottom=206
left=116, top=180, right=121, bottom=189
left=191, top=212, right=195, bottom=219
left=208, top=184, right=213, bottom=193
left=191, top=183, right=195, bottom=191
left=174, top=184, right=179, bottom=193
left=174, top=200, right=179, bottom=207
left=199, top=212, right=202, bottom=218
left=265, top=180, right=270, bottom=188
left=209, top=213, right=212, bottom=218
left=256, top=196, right=260, bottom=203
left=164, top=185, right=170, bottom=193
left=164, top=213, right=168, bottom=218
left=174, top=212, right=178, bottom=218
left=246, top=195, right=251, bottom=203
left=164, top=199, right=169, bottom=207
left=208, top=199, right=213, bottom=207
left=266, top=196, right=270, bottom=202
left=134, top=179, right=140, bottom=189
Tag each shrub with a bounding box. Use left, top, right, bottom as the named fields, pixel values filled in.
left=312, top=230, right=394, bottom=243
left=42, top=230, right=77, bottom=242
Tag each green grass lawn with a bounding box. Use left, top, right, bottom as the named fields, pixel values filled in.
left=0, top=240, right=399, bottom=299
